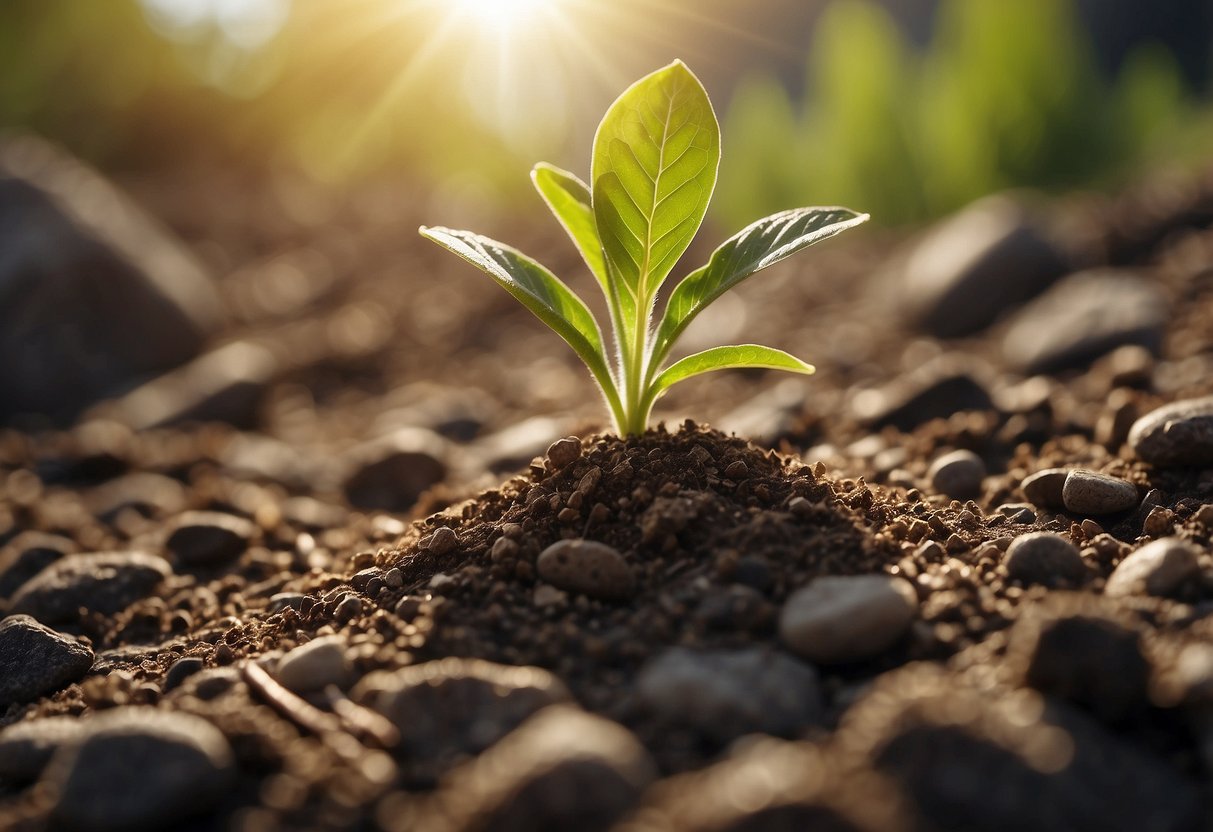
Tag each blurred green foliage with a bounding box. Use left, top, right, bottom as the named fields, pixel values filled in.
left=716, top=0, right=1213, bottom=228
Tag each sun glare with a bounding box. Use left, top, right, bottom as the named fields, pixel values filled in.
left=451, top=0, right=561, bottom=32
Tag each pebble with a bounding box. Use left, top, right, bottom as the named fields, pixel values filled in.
left=853, top=364, right=993, bottom=431
left=0, top=615, right=94, bottom=706
left=1061, top=470, right=1139, bottom=515
left=1128, top=395, right=1213, bottom=467
left=0, top=716, right=85, bottom=781
left=536, top=539, right=634, bottom=601
left=779, top=575, right=918, bottom=664
left=1009, top=604, right=1149, bottom=722
left=635, top=647, right=823, bottom=743
left=420, top=526, right=459, bottom=554
left=0, top=531, right=72, bottom=600
left=996, top=503, right=1036, bottom=524
left=837, top=663, right=1200, bottom=832
left=275, top=635, right=351, bottom=693
left=545, top=436, right=583, bottom=469
left=1001, top=270, right=1167, bottom=374
left=43, top=708, right=235, bottom=832
left=9, top=551, right=172, bottom=624
left=927, top=449, right=986, bottom=499
left=165, top=510, right=256, bottom=566
left=1021, top=468, right=1068, bottom=508
left=425, top=706, right=654, bottom=832
left=163, top=656, right=206, bottom=692
left=1104, top=537, right=1201, bottom=598
left=342, top=427, right=448, bottom=512
left=897, top=194, right=1069, bottom=337
left=353, top=658, right=571, bottom=775
left=1004, top=533, right=1087, bottom=586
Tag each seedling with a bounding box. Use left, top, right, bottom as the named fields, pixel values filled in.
left=421, top=61, right=868, bottom=436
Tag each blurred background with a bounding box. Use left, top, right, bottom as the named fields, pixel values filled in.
left=4, top=0, right=1212, bottom=229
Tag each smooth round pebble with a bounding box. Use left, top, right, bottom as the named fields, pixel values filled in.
left=165, top=510, right=256, bottom=566
left=1061, top=470, right=1139, bottom=515
left=1104, top=537, right=1201, bottom=598
left=545, top=436, right=582, bottom=469
left=1128, top=395, right=1213, bottom=467
left=276, top=635, right=350, bottom=693
left=1004, top=532, right=1087, bottom=586
left=9, top=551, right=171, bottom=624
left=927, top=449, right=986, bottom=499
left=779, top=574, right=918, bottom=664
left=1021, top=468, right=1068, bottom=508
left=0, top=716, right=85, bottom=781
left=635, top=647, right=823, bottom=742
left=0, top=615, right=94, bottom=706
left=44, top=708, right=235, bottom=832
left=536, top=539, right=634, bottom=601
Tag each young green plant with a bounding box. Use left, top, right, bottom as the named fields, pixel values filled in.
left=421, top=60, right=868, bottom=436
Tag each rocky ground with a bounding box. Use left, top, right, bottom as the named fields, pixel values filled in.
left=2, top=134, right=1213, bottom=831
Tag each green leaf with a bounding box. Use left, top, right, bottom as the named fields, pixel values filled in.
left=591, top=60, right=720, bottom=304
left=531, top=163, right=609, bottom=294
left=418, top=226, right=618, bottom=402
left=652, top=207, right=869, bottom=365
left=650, top=344, right=815, bottom=399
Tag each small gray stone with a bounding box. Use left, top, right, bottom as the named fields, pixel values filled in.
left=165, top=510, right=256, bottom=566
left=996, top=503, right=1036, bottom=524
left=353, top=657, right=571, bottom=776
left=1104, top=537, right=1201, bottom=598
left=928, top=449, right=986, bottom=499
left=1001, top=270, right=1167, bottom=375
left=0, top=716, right=86, bottom=781
left=1004, top=532, right=1087, bottom=586
left=898, top=195, right=1070, bottom=337
left=1128, top=395, right=1213, bottom=468
left=537, top=539, right=634, bottom=601
left=1062, top=470, right=1139, bottom=516
left=425, top=706, right=655, bottom=832
left=43, top=708, right=235, bottom=832
left=779, top=575, right=918, bottom=664
left=635, top=647, right=823, bottom=743
left=420, top=526, right=459, bottom=555
left=546, top=436, right=582, bottom=469
left=0, top=615, right=94, bottom=706
left=0, top=531, right=72, bottom=600
left=1022, top=468, right=1068, bottom=508
left=275, top=635, right=351, bottom=693
left=9, top=551, right=171, bottom=624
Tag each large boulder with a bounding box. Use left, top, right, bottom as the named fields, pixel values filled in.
left=0, top=135, right=223, bottom=422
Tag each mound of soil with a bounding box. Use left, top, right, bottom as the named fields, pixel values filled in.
left=1, top=160, right=1213, bottom=831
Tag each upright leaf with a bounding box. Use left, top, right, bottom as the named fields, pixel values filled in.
left=418, top=226, right=618, bottom=409
left=591, top=60, right=720, bottom=305
left=531, top=163, right=609, bottom=294
left=652, top=207, right=869, bottom=365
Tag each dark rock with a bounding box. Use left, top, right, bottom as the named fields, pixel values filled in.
left=927, top=449, right=986, bottom=499
left=854, top=364, right=993, bottom=432
left=164, top=510, right=256, bottom=566
left=424, top=706, right=655, bottom=832
left=342, top=427, right=448, bottom=512
left=43, top=708, right=235, bottom=832
left=163, top=656, right=205, bottom=692
left=838, top=664, right=1201, bottom=832
left=96, top=340, right=278, bottom=430
left=1128, top=395, right=1213, bottom=468
left=1008, top=601, right=1149, bottom=722
left=897, top=195, right=1069, bottom=337
left=635, top=647, right=823, bottom=744
left=88, top=472, right=188, bottom=523
left=545, top=436, right=582, bottom=470
left=1002, top=270, right=1167, bottom=375
left=0, top=615, right=94, bottom=706
left=536, top=539, right=634, bottom=601
left=1021, top=468, right=1068, bottom=508
left=0, top=716, right=85, bottom=781
left=9, top=551, right=172, bottom=624
left=996, top=503, right=1036, bottom=524
left=1004, top=533, right=1087, bottom=586
left=1061, top=470, right=1139, bottom=516
left=0, top=531, right=73, bottom=600
left=0, top=135, right=222, bottom=423
left=353, top=657, right=571, bottom=781
left=628, top=738, right=905, bottom=832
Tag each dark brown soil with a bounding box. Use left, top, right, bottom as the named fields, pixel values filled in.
left=2, top=164, right=1213, bottom=831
